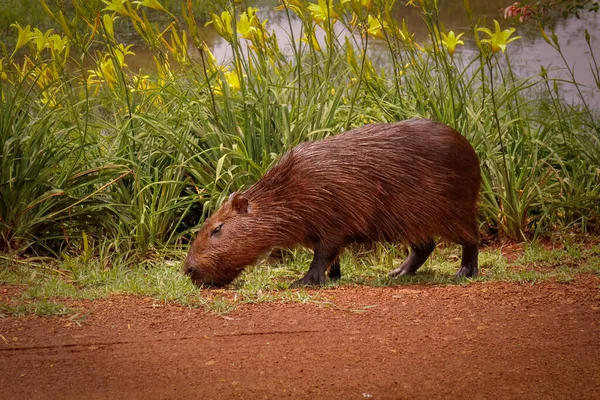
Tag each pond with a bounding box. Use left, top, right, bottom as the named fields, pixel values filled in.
left=243, top=0, right=599, bottom=105
left=150, top=1, right=600, bottom=105
left=1, top=0, right=598, bottom=104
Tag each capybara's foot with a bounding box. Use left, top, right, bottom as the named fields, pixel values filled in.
left=389, top=240, right=436, bottom=278
left=454, top=265, right=477, bottom=281
left=455, top=265, right=478, bottom=279
left=328, top=260, right=341, bottom=281
left=455, top=243, right=478, bottom=279
left=290, top=273, right=326, bottom=288
left=388, top=266, right=414, bottom=277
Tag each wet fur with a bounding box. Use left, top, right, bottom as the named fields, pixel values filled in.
left=184, top=119, right=481, bottom=286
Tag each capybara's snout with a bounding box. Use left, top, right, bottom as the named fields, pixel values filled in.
left=183, top=260, right=234, bottom=288
left=182, top=259, right=204, bottom=286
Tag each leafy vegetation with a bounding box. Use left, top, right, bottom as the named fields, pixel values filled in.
left=0, top=0, right=599, bottom=311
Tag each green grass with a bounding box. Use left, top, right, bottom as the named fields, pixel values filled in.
left=1, top=1, right=599, bottom=316
left=2, top=238, right=598, bottom=317
left=0, top=252, right=325, bottom=316
left=0, top=299, right=73, bottom=318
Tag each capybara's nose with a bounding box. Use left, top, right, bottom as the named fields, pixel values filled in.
left=184, top=264, right=205, bottom=287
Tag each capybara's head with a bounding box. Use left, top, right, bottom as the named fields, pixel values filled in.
left=184, top=192, right=262, bottom=287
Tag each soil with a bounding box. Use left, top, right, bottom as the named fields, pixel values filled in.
left=1, top=276, right=600, bottom=400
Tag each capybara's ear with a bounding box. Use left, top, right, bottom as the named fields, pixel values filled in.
left=230, top=192, right=249, bottom=215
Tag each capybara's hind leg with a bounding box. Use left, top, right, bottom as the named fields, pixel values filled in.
left=389, top=239, right=436, bottom=277
left=291, top=245, right=339, bottom=287
left=327, top=257, right=341, bottom=281
left=455, top=243, right=478, bottom=279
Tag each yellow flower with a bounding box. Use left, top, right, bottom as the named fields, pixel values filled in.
left=345, top=37, right=357, bottom=68
left=40, top=90, right=59, bottom=107
left=477, top=20, right=521, bottom=53
left=113, top=44, right=135, bottom=68
left=213, top=68, right=241, bottom=95
left=341, top=0, right=372, bottom=21
left=154, top=54, right=174, bottom=86
left=237, top=11, right=254, bottom=39
left=302, top=31, right=321, bottom=52
left=101, top=0, right=130, bottom=17
left=88, top=57, right=117, bottom=86
left=207, top=11, right=234, bottom=41
left=87, top=45, right=133, bottom=90
left=237, top=8, right=267, bottom=44
left=201, top=43, right=219, bottom=74
left=276, top=0, right=306, bottom=18
left=31, top=28, right=54, bottom=54
left=133, top=0, right=167, bottom=12
left=160, top=26, right=189, bottom=64
left=11, top=23, right=35, bottom=54
left=397, top=19, right=416, bottom=45
left=26, top=63, right=61, bottom=106
left=441, top=30, right=464, bottom=57
left=308, top=0, right=338, bottom=25
left=224, top=70, right=240, bottom=91
left=0, top=58, right=7, bottom=80
left=132, top=74, right=154, bottom=92
left=102, top=14, right=116, bottom=40
left=366, top=15, right=387, bottom=40
left=47, top=34, right=70, bottom=63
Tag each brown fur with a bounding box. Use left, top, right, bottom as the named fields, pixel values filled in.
left=184, top=119, right=481, bottom=286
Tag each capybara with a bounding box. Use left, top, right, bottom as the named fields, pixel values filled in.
left=184, top=118, right=481, bottom=287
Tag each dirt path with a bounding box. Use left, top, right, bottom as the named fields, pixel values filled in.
left=1, top=276, right=600, bottom=400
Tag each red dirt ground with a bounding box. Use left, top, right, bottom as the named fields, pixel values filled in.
left=1, top=276, right=600, bottom=400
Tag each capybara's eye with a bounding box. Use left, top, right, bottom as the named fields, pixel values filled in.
left=211, top=223, right=223, bottom=236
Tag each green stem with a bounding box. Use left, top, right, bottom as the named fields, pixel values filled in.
left=487, top=56, right=521, bottom=239
left=345, top=27, right=369, bottom=130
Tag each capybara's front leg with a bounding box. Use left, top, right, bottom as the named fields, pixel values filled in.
left=291, top=245, right=339, bottom=287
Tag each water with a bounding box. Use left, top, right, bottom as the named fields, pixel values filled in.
left=1, top=0, right=598, bottom=104
left=194, top=1, right=600, bottom=106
